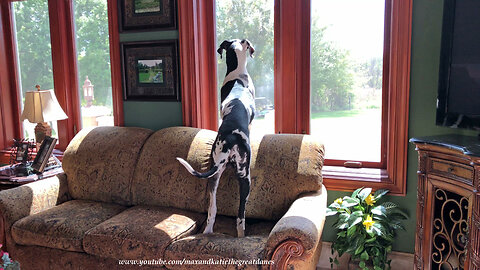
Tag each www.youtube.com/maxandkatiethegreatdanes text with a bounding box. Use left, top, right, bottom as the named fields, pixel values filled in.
left=118, top=258, right=275, bottom=267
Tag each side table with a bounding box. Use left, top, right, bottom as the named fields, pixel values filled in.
left=0, top=164, right=63, bottom=190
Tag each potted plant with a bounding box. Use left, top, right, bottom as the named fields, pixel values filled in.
left=0, top=245, right=20, bottom=270
left=326, top=188, right=408, bottom=270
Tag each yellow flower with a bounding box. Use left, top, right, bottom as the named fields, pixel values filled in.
left=363, top=215, right=375, bottom=231
left=365, top=194, right=376, bottom=206
left=334, top=198, right=343, bottom=205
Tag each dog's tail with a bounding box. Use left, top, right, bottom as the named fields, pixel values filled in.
left=176, top=157, right=221, bottom=179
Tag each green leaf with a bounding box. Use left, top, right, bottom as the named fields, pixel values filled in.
left=358, top=188, right=372, bottom=200
left=360, top=251, right=369, bottom=261
left=352, top=187, right=363, bottom=199
left=359, top=261, right=366, bottom=268
left=326, top=208, right=339, bottom=216
left=373, top=189, right=389, bottom=200
left=374, top=266, right=382, bottom=270
left=337, top=231, right=347, bottom=237
left=355, top=244, right=364, bottom=255
left=371, top=205, right=386, bottom=216
left=347, top=224, right=357, bottom=236
left=349, top=216, right=363, bottom=228
left=381, top=201, right=398, bottom=211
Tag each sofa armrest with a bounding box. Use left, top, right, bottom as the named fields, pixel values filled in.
left=265, top=185, right=327, bottom=270
left=0, top=173, right=69, bottom=249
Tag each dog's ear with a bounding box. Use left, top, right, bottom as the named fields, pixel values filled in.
left=217, top=40, right=232, bottom=59
left=244, top=39, right=255, bottom=58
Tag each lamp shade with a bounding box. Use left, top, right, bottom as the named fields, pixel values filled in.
left=21, top=90, right=68, bottom=123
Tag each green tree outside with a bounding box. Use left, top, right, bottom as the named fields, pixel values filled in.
left=14, top=0, right=112, bottom=109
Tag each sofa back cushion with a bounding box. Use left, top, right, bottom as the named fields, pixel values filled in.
left=131, top=127, right=324, bottom=220
left=63, top=126, right=153, bottom=206
left=131, top=127, right=212, bottom=213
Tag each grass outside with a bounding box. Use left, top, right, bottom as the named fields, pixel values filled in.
left=250, top=108, right=382, bottom=162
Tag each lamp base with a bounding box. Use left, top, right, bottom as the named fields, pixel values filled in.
left=34, top=122, right=52, bottom=144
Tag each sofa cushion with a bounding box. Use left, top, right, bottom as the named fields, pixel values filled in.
left=131, top=127, right=214, bottom=213
left=63, top=126, right=153, bottom=206
left=83, top=205, right=206, bottom=260
left=11, top=200, right=127, bottom=252
left=164, top=234, right=268, bottom=270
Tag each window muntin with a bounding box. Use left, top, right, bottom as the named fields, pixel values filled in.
left=310, top=0, right=385, bottom=163
left=215, top=0, right=275, bottom=142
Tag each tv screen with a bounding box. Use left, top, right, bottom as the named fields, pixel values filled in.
left=436, top=0, right=480, bottom=130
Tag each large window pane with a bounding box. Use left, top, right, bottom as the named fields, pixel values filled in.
left=13, top=0, right=57, bottom=140
left=215, top=0, right=274, bottom=141
left=74, top=0, right=113, bottom=129
left=310, top=0, right=385, bottom=162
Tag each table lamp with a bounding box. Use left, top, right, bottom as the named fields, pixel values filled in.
left=20, top=85, right=68, bottom=144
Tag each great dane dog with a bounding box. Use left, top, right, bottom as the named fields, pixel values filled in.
left=176, top=39, right=255, bottom=237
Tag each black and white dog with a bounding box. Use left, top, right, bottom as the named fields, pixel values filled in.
left=176, top=39, right=255, bottom=237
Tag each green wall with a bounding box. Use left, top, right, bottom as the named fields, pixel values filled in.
left=121, top=0, right=478, bottom=254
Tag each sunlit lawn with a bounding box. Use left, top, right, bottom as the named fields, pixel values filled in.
left=250, top=109, right=381, bottom=162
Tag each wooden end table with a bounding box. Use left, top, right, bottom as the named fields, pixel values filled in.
left=0, top=164, right=63, bottom=190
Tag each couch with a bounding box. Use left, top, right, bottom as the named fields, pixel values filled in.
left=0, top=126, right=327, bottom=269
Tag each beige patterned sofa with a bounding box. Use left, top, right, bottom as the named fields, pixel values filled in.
left=0, top=126, right=327, bottom=269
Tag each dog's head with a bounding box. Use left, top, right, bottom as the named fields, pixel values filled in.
left=217, top=39, right=255, bottom=59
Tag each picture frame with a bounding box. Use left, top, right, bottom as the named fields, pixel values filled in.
left=14, top=141, right=31, bottom=163
left=121, top=40, right=180, bottom=101
left=119, top=0, right=176, bottom=32
left=32, top=136, right=57, bottom=173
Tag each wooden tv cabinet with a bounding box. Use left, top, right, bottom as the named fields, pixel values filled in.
left=411, top=135, right=480, bottom=269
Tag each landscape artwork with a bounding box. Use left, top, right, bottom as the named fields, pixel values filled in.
left=134, top=0, right=161, bottom=14
left=137, top=59, right=164, bottom=84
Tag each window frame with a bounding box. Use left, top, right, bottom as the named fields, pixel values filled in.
left=179, top=0, right=412, bottom=195
left=0, top=0, right=123, bottom=156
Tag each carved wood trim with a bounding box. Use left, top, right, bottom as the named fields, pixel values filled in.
left=414, top=173, right=426, bottom=270
left=269, top=240, right=305, bottom=270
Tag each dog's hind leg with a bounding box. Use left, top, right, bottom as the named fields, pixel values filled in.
left=236, top=175, right=251, bottom=238
left=204, top=172, right=221, bottom=234
left=235, top=144, right=251, bottom=238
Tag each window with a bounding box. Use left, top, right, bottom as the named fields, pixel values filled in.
left=215, top=0, right=274, bottom=141
left=0, top=0, right=123, bottom=152
left=13, top=0, right=57, bottom=140
left=73, top=0, right=114, bottom=128
left=179, top=0, right=411, bottom=195
left=310, top=0, right=385, bottom=163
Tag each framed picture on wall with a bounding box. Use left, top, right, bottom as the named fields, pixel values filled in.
left=121, top=40, right=180, bottom=101
left=119, top=0, right=177, bottom=32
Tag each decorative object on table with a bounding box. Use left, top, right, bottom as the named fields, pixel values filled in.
left=0, top=244, right=20, bottom=270
left=119, top=0, right=176, bottom=32
left=20, top=85, right=68, bottom=145
left=31, top=136, right=58, bottom=173
left=121, top=40, right=179, bottom=101
left=9, top=139, right=35, bottom=176
left=10, top=139, right=35, bottom=164
left=326, top=187, right=408, bottom=270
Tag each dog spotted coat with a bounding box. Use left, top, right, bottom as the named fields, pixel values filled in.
left=176, top=39, right=255, bottom=237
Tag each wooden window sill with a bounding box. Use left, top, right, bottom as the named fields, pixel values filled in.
left=322, top=165, right=404, bottom=196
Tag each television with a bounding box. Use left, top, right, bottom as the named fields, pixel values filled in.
left=436, top=0, right=480, bottom=130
